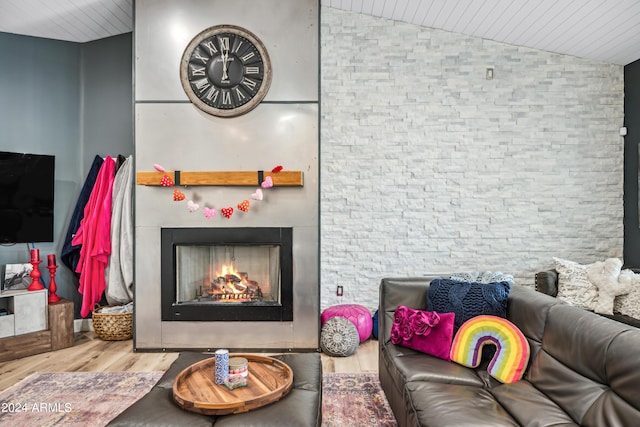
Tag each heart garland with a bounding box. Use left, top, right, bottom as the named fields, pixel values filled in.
left=173, top=189, right=186, bottom=201
left=238, top=200, right=250, bottom=212
left=160, top=175, right=174, bottom=187
left=155, top=164, right=281, bottom=220
left=187, top=200, right=199, bottom=212
left=251, top=189, right=263, bottom=200
left=261, top=176, right=273, bottom=189
left=221, top=207, right=234, bottom=219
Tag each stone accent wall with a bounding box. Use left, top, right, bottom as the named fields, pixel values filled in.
left=320, top=8, right=624, bottom=310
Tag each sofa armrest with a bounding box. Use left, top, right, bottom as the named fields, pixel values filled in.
left=535, top=270, right=558, bottom=297
left=379, top=277, right=441, bottom=345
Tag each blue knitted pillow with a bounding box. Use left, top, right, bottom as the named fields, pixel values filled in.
left=427, top=279, right=511, bottom=332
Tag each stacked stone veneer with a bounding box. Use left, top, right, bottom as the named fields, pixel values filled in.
left=320, top=8, right=624, bottom=310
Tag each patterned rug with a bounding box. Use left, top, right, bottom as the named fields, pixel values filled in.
left=0, top=371, right=396, bottom=426
left=0, top=371, right=163, bottom=427
left=322, top=373, right=397, bottom=427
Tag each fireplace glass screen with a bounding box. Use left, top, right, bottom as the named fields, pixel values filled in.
left=175, top=244, right=281, bottom=305
left=161, top=227, right=293, bottom=322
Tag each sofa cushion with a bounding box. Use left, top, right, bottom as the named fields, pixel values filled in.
left=491, top=380, right=578, bottom=426
left=381, top=343, right=486, bottom=395
left=506, top=286, right=559, bottom=362
left=528, top=303, right=640, bottom=424
left=390, top=306, right=455, bottom=361
left=427, top=278, right=510, bottom=331
left=403, top=381, right=519, bottom=427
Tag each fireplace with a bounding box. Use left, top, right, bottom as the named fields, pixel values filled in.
left=161, top=227, right=293, bottom=322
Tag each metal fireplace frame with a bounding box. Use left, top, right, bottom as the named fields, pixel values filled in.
left=161, top=227, right=293, bottom=322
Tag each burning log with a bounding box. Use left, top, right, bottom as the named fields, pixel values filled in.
left=205, top=268, right=262, bottom=301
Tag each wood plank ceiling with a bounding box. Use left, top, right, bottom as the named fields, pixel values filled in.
left=0, top=0, right=638, bottom=65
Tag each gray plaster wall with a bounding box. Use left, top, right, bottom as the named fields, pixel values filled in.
left=320, top=8, right=624, bottom=311
left=0, top=32, right=133, bottom=318
left=0, top=33, right=81, bottom=309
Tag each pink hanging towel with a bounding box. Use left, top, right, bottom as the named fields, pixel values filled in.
left=72, top=156, right=116, bottom=317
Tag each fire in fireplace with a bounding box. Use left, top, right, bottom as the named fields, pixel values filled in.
left=203, top=263, right=263, bottom=302
left=161, top=227, right=293, bottom=322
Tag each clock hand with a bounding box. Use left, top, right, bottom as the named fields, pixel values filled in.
left=219, top=38, right=230, bottom=82
left=221, top=52, right=229, bottom=81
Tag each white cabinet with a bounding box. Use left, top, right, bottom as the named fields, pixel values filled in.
left=0, top=289, right=47, bottom=338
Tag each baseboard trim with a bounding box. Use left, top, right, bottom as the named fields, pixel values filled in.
left=74, top=318, right=93, bottom=333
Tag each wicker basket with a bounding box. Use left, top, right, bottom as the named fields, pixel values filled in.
left=92, top=304, right=133, bottom=341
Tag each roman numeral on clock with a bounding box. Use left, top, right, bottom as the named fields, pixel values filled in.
left=241, top=78, right=258, bottom=91
left=241, top=51, right=255, bottom=62
left=202, top=40, right=218, bottom=56
left=205, top=87, right=219, bottom=103
left=191, top=66, right=205, bottom=77
left=235, top=87, right=246, bottom=101
left=194, top=79, right=211, bottom=93
left=222, top=91, right=232, bottom=105
left=193, top=52, right=209, bottom=65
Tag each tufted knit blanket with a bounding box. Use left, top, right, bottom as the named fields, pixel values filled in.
left=427, top=279, right=511, bottom=331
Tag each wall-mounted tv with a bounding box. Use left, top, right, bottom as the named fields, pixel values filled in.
left=0, top=151, right=55, bottom=244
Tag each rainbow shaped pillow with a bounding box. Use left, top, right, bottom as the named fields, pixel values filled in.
left=449, top=315, right=530, bottom=384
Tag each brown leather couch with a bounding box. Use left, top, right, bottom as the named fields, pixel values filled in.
left=379, top=277, right=640, bottom=427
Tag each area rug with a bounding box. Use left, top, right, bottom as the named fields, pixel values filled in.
left=0, top=371, right=163, bottom=427
left=0, top=371, right=396, bottom=426
left=322, top=373, right=397, bottom=427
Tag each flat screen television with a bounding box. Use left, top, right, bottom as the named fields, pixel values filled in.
left=0, top=151, right=55, bottom=244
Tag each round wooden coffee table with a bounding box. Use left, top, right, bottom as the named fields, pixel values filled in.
left=172, top=353, right=293, bottom=415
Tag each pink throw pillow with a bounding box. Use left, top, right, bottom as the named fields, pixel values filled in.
left=391, top=306, right=455, bottom=361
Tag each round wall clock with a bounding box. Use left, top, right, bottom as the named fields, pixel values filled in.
left=180, top=25, right=272, bottom=118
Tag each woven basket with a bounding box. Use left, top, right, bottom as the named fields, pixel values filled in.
left=92, top=304, right=133, bottom=341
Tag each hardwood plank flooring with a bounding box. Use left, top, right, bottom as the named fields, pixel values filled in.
left=0, top=332, right=379, bottom=391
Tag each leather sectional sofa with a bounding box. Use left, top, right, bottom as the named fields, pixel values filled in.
left=379, top=277, right=640, bottom=427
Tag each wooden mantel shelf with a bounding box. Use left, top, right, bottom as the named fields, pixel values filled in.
left=136, top=170, right=303, bottom=187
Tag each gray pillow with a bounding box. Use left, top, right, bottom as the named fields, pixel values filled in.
left=320, top=316, right=359, bottom=357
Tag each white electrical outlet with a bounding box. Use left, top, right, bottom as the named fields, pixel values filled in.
left=486, top=68, right=494, bottom=80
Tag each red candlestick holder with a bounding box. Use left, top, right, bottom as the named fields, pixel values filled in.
left=47, top=264, right=61, bottom=303
left=27, top=260, right=45, bottom=291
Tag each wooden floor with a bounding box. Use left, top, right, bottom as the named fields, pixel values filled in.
left=0, top=332, right=379, bottom=391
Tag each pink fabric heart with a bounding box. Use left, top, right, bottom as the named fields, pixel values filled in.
left=187, top=200, right=200, bottom=212
left=261, top=176, right=273, bottom=188
left=251, top=189, right=263, bottom=200
left=203, top=207, right=216, bottom=219
left=153, top=163, right=165, bottom=172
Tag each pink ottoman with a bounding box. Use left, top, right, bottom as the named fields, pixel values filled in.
left=321, top=304, right=373, bottom=343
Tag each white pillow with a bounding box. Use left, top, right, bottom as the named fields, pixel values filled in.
left=586, top=258, right=626, bottom=315
left=553, top=257, right=598, bottom=310
left=614, top=269, right=640, bottom=319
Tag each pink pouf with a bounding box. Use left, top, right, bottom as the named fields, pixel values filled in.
left=321, top=304, right=373, bottom=343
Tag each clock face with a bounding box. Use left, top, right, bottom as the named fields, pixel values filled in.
left=180, top=25, right=272, bottom=117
